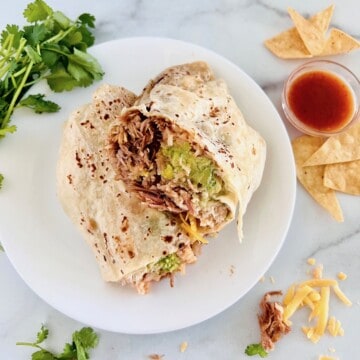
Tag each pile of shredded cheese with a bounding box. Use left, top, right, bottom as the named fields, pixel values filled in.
left=282, top=263, right=351, bottom=344
left=180, top=213, right=208, bottom=244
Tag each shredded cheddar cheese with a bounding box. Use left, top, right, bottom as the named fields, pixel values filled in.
left=327, top=316, right=344, bottom=337
left=283, top=285, right=313, bottom=322
left=180, top=341, right=188, bottom=353
left=337, top=272, right=347, bottom=281
left=254, top=263, right=351, bottom=357
left=179, top=213, right=208, bottom=244
left=281, top=264, right=352, bottom=347
left=314, top=287, right=330, bottom=338
left=283, top=284, right=296, bottom=306
left=309, top=291, right=321, bottom=302
left=300, top=279, right=337, bottom=287
left=332, top=284, right=352, bottom=306
left=307, top=257, right=316, bottom=265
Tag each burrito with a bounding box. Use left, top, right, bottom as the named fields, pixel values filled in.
left=57, top=84, right=199, bottom=294
left=108, top=62, right=266, bottom=241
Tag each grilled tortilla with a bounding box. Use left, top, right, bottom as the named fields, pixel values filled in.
left=57, top=84, right=198, bottom=294
left=109, top=62, right=266, bottom=240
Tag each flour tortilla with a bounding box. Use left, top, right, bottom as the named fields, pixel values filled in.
left=110, top=62, right=266, bottom=240
left=56, top=84, right=193, bottom=285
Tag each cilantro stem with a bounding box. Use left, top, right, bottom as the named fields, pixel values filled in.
left=2, top=61, right=34, bottom=128
left=15, top=341, right=45, bottom=350
left=43, top=26, right=74, bottom=45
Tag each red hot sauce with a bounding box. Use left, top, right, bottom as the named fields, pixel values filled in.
left=288, top=70, right=355, bottom=132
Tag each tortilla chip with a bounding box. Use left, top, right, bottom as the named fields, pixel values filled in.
left=264, top=5, right=334, bottom=59
left=324, top=160, right=360, bottom=195
left=321, top=28, right=360, bottom=56
left=303, top=123, right=360, bottom=166
left=311, top=4, right=334, bottom=33
left=264, top=27, right=311, bottom=59
left=288, top=7, right=326, bottom=55
left=292, top=135, right=343, bottom=222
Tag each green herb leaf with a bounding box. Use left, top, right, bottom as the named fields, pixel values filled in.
left=53, top=11, right=71, bottom=30
left=245, top=343, right=268, bottom=358
left=24, top=23, right=48, bottom=47
left=46, top=63, right=79, bottom=92
left=19, top=94, right=60, bottom=113
left=67, top=48, right=104, bottom=83
left=23, top=0, right=53, bottom=22
left=78, top=14, right=96, bottom=29
left=1, top=25, right=23, bottom=48
left=35, top=324, right=49, bottom=344
left=31, top=350, right=57, bottom=360
left=0, top=0, right=103, bottom=148
left=0, top=174, right=4, bottom=190
left=58, top=343, right=77, bottom=359
left=17, top=325, right=99, bottom=360
left=72, top=327, right=99, bottom=360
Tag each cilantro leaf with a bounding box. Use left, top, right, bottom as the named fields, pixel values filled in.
left=63, top=30, right=83, bottom=47
left=17, top=325, right=99, bottom=360
left=67, top=48, right=104, bottom=83
left=73, top=327, right=99, bottom=353
left=35, top=324, right=49, bottom=344
left=78, top=14, right=96, bottom=29
left=245, top=343, right=268, bottom=358
left=23, top=0, right=53, bottom=22
left=19, top=94, right=60, bottom=113
left=0, top=0, right=103, bottom=149
left=1, top=25, right=23, bottom=48
left=31, top=349, right=56, bottom=360
left=24, top=24, right=48, bottom=47
left=53, top=11, right=71, bottom=30
left=46, top=63, right=79, bottom=92
left=76, top=26, right=95, bottom=48
left=57, top=343, right=77, bottom=359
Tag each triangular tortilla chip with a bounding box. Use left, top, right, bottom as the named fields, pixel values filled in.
left=321, top=28, right=360, bottom=56
left=311, top=4, right=334, bottom=33
left=324, top=160, right=360, bottom=195
left=303, top=123, right=360, bottom=166
left=264, top=27, right=312, bottom=59
left=288, top=7, right=326, bottom=55
left=292, top=135, right=343, bottom=222
left=264, top=5, right=334, bottom=59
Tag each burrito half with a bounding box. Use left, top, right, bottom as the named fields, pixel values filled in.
left=108, top=62, right=266, bottom=241
left=56, top=84, right=199, bottom=294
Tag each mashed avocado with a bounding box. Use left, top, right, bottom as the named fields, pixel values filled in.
left=154, top=253, right=181, bottom=274
left=159, top=142, right=222, bottom=196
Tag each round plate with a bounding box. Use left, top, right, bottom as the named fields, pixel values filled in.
left=0, top=37, right=296, bottom=334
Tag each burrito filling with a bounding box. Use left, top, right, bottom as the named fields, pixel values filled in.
left=123, top=242, right=200, bottom=294
left=110, top=111, right=231, bottom=233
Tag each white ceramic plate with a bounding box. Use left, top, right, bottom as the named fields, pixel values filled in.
left=0, top=37, right=295, bottom=334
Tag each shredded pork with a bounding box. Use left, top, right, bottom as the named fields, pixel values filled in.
left=258, top=291, right=291, bottom=351
left=109, top=110, right=230, bottom=229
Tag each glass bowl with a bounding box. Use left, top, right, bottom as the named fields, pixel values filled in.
left=282, top=60, right=360, bottom=136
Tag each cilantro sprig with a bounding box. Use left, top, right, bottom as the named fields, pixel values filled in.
left=0, top=0, right=103, bottom=137
left=16, top=324, right=99, bottom=360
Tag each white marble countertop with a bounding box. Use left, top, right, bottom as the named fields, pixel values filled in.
left=1, top=1, right=360, bottom=359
